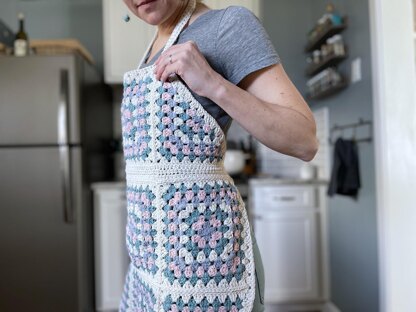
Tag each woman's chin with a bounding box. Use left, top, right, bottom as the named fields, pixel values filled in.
left=136, top=7, right=164, bottom=25
left=136, top=0, right=161, bottom=20
left=141, top=14, right=163, bottom=25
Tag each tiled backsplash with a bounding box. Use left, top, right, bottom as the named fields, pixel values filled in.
left=312, top=107, right=330, bottom=180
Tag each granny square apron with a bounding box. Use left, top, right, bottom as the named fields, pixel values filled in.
left=119, top=0, right=256, bottom=310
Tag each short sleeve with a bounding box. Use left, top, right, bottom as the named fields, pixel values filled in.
left=216, top=6, right=281, bottom=85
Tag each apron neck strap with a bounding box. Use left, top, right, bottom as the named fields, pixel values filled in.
left=163, top=0, right=196, bottom=52
left=137, top=0, right=196, bottom=69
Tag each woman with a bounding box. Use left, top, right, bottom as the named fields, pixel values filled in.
left=120, top=0, right=319, bottom=311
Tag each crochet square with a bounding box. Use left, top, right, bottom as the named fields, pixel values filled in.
left=119, top=263, right=157, bottom=311
left=154, top=81, right=222, bottom=163
left=125, top=185, right=158, bottom=275
left=121, top=76, right=153, bottom=161
left=162, top=294, right=243, bottom=312
left=160, top=180, right=247, bottom=288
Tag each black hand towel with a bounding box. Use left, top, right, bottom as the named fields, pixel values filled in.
left=327, top=137, right=361, bottom=199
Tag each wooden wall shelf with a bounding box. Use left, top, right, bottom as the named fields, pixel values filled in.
left=305, top=18, right=348, bottom=53
left=307, top=79, right=348, bottom=100
left=306, top=53, right=348, bottom=76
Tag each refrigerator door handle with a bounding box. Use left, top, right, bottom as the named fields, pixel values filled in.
left=58, top=69, right=70, bottom=145
left=60, top=145, right=74, bottom=223
left=58, top=69, right=74, bottom=223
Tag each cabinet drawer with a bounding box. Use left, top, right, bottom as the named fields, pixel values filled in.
left=252, top=185, right=315, bottom=212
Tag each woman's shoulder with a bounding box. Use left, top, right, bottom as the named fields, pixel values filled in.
left=218, top=5, right=259, bottom=24
left=212, top=5, right=280, bottom=85
left=190, top=5, right=261, bottom=41
left=198, top=5, right=258, bottom=25
left=221, top=5, right=256, bottom=15
left=214, top=5, right=266, bottom=42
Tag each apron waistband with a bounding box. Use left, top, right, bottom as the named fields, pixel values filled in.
left=125, top=161, right=233, bottom=184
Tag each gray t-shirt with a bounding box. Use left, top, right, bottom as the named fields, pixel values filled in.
left=139, top=5, right=281, bottom=134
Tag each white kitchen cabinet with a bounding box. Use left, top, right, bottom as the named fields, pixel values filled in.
left=249, top=179, right=329, bottom=306
left=102, top=0, right=261, bottom=83
left=102, top=0, right=155, bottom=83
left=254, top=211, right=319, bottom=302
left=91, top=182, right=129, bottom=312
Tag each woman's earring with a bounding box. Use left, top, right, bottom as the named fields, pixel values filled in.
left=123, top=13, right=130, bottom=22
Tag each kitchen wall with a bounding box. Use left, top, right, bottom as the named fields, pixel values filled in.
left=0, top=0, right=104, bottom=73
left=310, top=1, right=379, bottom=311
left=228, top=0, right=316, bottom=168
left=1, top=1, right=380, bottom=310
left=262, top=0, right=380, bottom=311
left=261, top=0, right=313, bottom=95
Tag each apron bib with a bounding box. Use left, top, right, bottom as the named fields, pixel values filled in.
left=119, top=0, right=256, bottom=310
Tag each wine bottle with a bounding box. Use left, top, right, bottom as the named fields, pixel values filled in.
left=14, top=13, right=29, bottom=57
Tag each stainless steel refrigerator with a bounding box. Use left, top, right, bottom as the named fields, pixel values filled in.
left=0, top=54, right=113, bottom=311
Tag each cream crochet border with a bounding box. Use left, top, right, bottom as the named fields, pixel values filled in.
left=121, top=0, right=256, bottom=309
left=123, top=68, right=256, bottom=312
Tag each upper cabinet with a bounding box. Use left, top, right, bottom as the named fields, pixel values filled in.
left=102, top=0, right=155, bottom=84
left=102, top=0, right=261, bottom=84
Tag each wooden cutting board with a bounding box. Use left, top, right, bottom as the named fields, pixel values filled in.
left=30, top=39, right=94, bottom=64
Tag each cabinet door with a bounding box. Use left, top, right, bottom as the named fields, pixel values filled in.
left=103, top=0, right=155, bottom=83
left=254, top=211, right=320, bottom=303
left=203, top=0, right=261, bottom=18
left=94, top=188, right=129, bottom=311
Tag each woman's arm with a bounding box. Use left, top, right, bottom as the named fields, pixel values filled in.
left=154, top=41, right=319, bottom=162
left=208, top=62, right=319, bottom=162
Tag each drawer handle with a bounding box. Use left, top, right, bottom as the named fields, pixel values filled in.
left=272, top=196, right=296, bottom=201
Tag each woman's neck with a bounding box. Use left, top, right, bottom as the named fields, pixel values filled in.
left=157, top=1, right=208, bottom=38
left=157, top=0, right=189, bottom=38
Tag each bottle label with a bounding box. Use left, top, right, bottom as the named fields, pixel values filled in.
left=14, top=39, right=27, bottom=56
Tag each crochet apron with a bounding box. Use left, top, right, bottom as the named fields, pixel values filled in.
left=119, top=0, right=256, bottom=310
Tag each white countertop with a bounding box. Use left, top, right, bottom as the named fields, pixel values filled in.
left=90, top=181, right=126, bottom=191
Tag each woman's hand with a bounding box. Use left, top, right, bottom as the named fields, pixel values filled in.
left=153, top=40, right=221, bottom=97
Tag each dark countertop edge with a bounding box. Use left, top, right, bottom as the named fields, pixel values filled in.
left=248, top=177, right=329, bottom=185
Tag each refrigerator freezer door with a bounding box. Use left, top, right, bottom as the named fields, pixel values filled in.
left=0, top=55, right=82, bottom=145
left=0, top=146, right=87, bottom=311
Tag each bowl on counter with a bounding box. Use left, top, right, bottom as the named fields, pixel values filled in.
left=224, top=149, right=248, bottom=175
